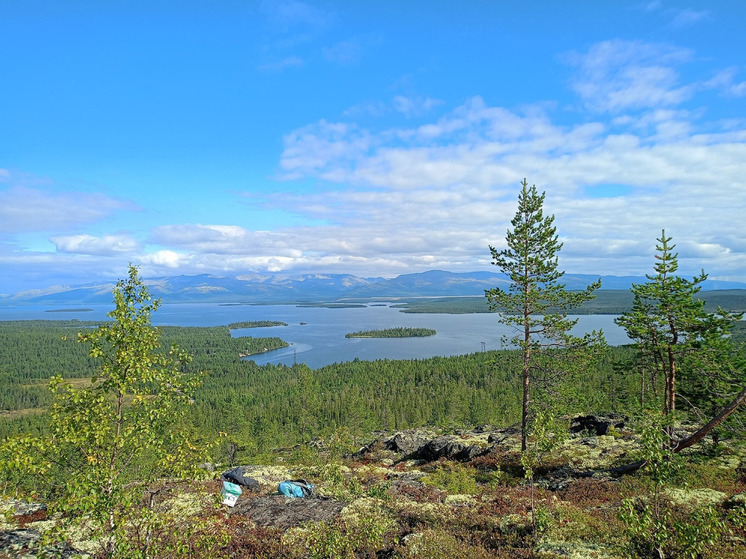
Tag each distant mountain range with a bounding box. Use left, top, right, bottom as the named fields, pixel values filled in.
left=2, top=270, right=745, bottom=306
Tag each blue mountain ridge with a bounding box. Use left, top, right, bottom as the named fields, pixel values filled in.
left=2, top=270, right=745, bottom=306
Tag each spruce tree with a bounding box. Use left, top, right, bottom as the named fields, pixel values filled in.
left=486, top=179, right=602, bottom=451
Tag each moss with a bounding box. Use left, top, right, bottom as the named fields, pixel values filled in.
left=663, top=487, right=728, bottom=508
left=350, top=463, right=390, bottom=479
left=390, top=499, right=450, bottom=526
left=559, top=435, right=638, bottom=470
left=400, top=529, right=496, bottom=558
left=537, top=539, right=622, bottom=559
left=547, top=502, right=618, bottom=544
left=239, top=464, right=292, bottom=487
left=499, top=512, right=531, bottom=534
left=162, top=491, right=205, bottom=517
left=339, top=496, right=385, bottom=521
left=444, top=494, right=477, bottom=506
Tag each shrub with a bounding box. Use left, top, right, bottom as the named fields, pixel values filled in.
left=422, top=462, right=479, bottom=495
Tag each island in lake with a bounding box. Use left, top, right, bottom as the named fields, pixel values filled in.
left=228, top=321, right=287, bottom=329
left=345, top=327, right=436, bottom=338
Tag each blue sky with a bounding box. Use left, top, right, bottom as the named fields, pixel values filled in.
left=2, top=0, right=746, bottom=295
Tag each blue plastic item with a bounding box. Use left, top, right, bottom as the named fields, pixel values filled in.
left=278, top=479, right=314, bottom=498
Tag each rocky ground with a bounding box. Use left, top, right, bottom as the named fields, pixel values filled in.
left=2, top=415, right=746, bottom=558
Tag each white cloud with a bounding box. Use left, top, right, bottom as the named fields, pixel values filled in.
left=149, top=224, right=302, bottom=257
left=392, top=95, right=444, bottom=118
left=4, top=39, right=746, bottom=290
left=0, top=183, right=138, bottom=233
left=566, top=40, right=694, bottom=112
left=268, top=57, right=746, bottom=282
left=669, top=9, right=709, bottom=29
left=704, top=67, right=746, bottom=98
left=637, top=3, right=709, bottom=30
left=140, top=250, right=191, bottom=269
left=51, top=234, right=139, bottom=255
left=342, top=100, right=389, bottom=118
left=279, top=119, right=375, bottom=180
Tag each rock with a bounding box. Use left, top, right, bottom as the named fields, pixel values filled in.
left=381, top=428, right=496, bottom=462
left=13, top=502, right=47, bottom=527
left=457, top=444, right=486, bottom=461
left=416, top=436, right=486, bottom=462
left=384, top=429, right=435, bottom=456
left=0, top=499, right=48, bottom=527
left=547, top=467, right=578, bottom=491
left=419, top=437, right=463, bottom=461
left=488, top=425, right=521, bottom=445
left=723, top=492, right=746, bottom=509
left=228, top=495, right=346, bottom=529
left=0, top=529, right=80, bottom=558
left=0, top=529, right=39, bottom=556
left=570, top=414, right=626, bottom=436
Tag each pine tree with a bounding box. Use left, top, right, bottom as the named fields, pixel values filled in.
left=615, top=230, right=742, bottom=441
left=486, top=179, right=603, bottom=451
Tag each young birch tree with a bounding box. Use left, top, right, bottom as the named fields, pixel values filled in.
left=44, top=265, right=205, bottom=555
left=486, top=179, right=603, bottom=451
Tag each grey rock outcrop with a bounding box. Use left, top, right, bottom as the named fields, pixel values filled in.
left=228, top=495, right=346, bottom=529
left=384, top=429, right=436, bottom=456
left=418, top=436, right=486, bottom=462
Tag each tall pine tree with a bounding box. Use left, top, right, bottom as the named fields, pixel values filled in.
left=486, top=179, right=603, bottom=451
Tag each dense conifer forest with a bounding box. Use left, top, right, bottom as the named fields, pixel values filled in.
left=0, top=318, right=636, bottom=444
left=3, top=314, right=732, bottom=449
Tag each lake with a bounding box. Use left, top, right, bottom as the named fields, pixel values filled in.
left=0, top=302, right=630, bottom=369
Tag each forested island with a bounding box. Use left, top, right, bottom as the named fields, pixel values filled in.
left=345, top=327, right=436, bottom=338
left=228, top=320, right=288, bottom=329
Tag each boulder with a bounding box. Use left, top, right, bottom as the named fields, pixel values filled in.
left=228, top=495, right=346, bottom=529
left=417, top=436, right=486, bottom=462
left=8, top=500, right=47, bottom=526
left=570, top=414, right=626, bottom=436
left=384, top=429, right=435, bottom=456
left=418, top=437, right=462, bottom=461
left=488, top=425, right=521, bottom=445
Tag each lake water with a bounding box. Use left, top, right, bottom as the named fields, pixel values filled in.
left=0, top=302, right=630, bottom=369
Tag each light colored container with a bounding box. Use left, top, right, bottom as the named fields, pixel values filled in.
left=221, top=480, right=242, bottom=506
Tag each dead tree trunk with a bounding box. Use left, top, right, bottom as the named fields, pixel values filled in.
left=672, top=385, right=746, bottom=454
